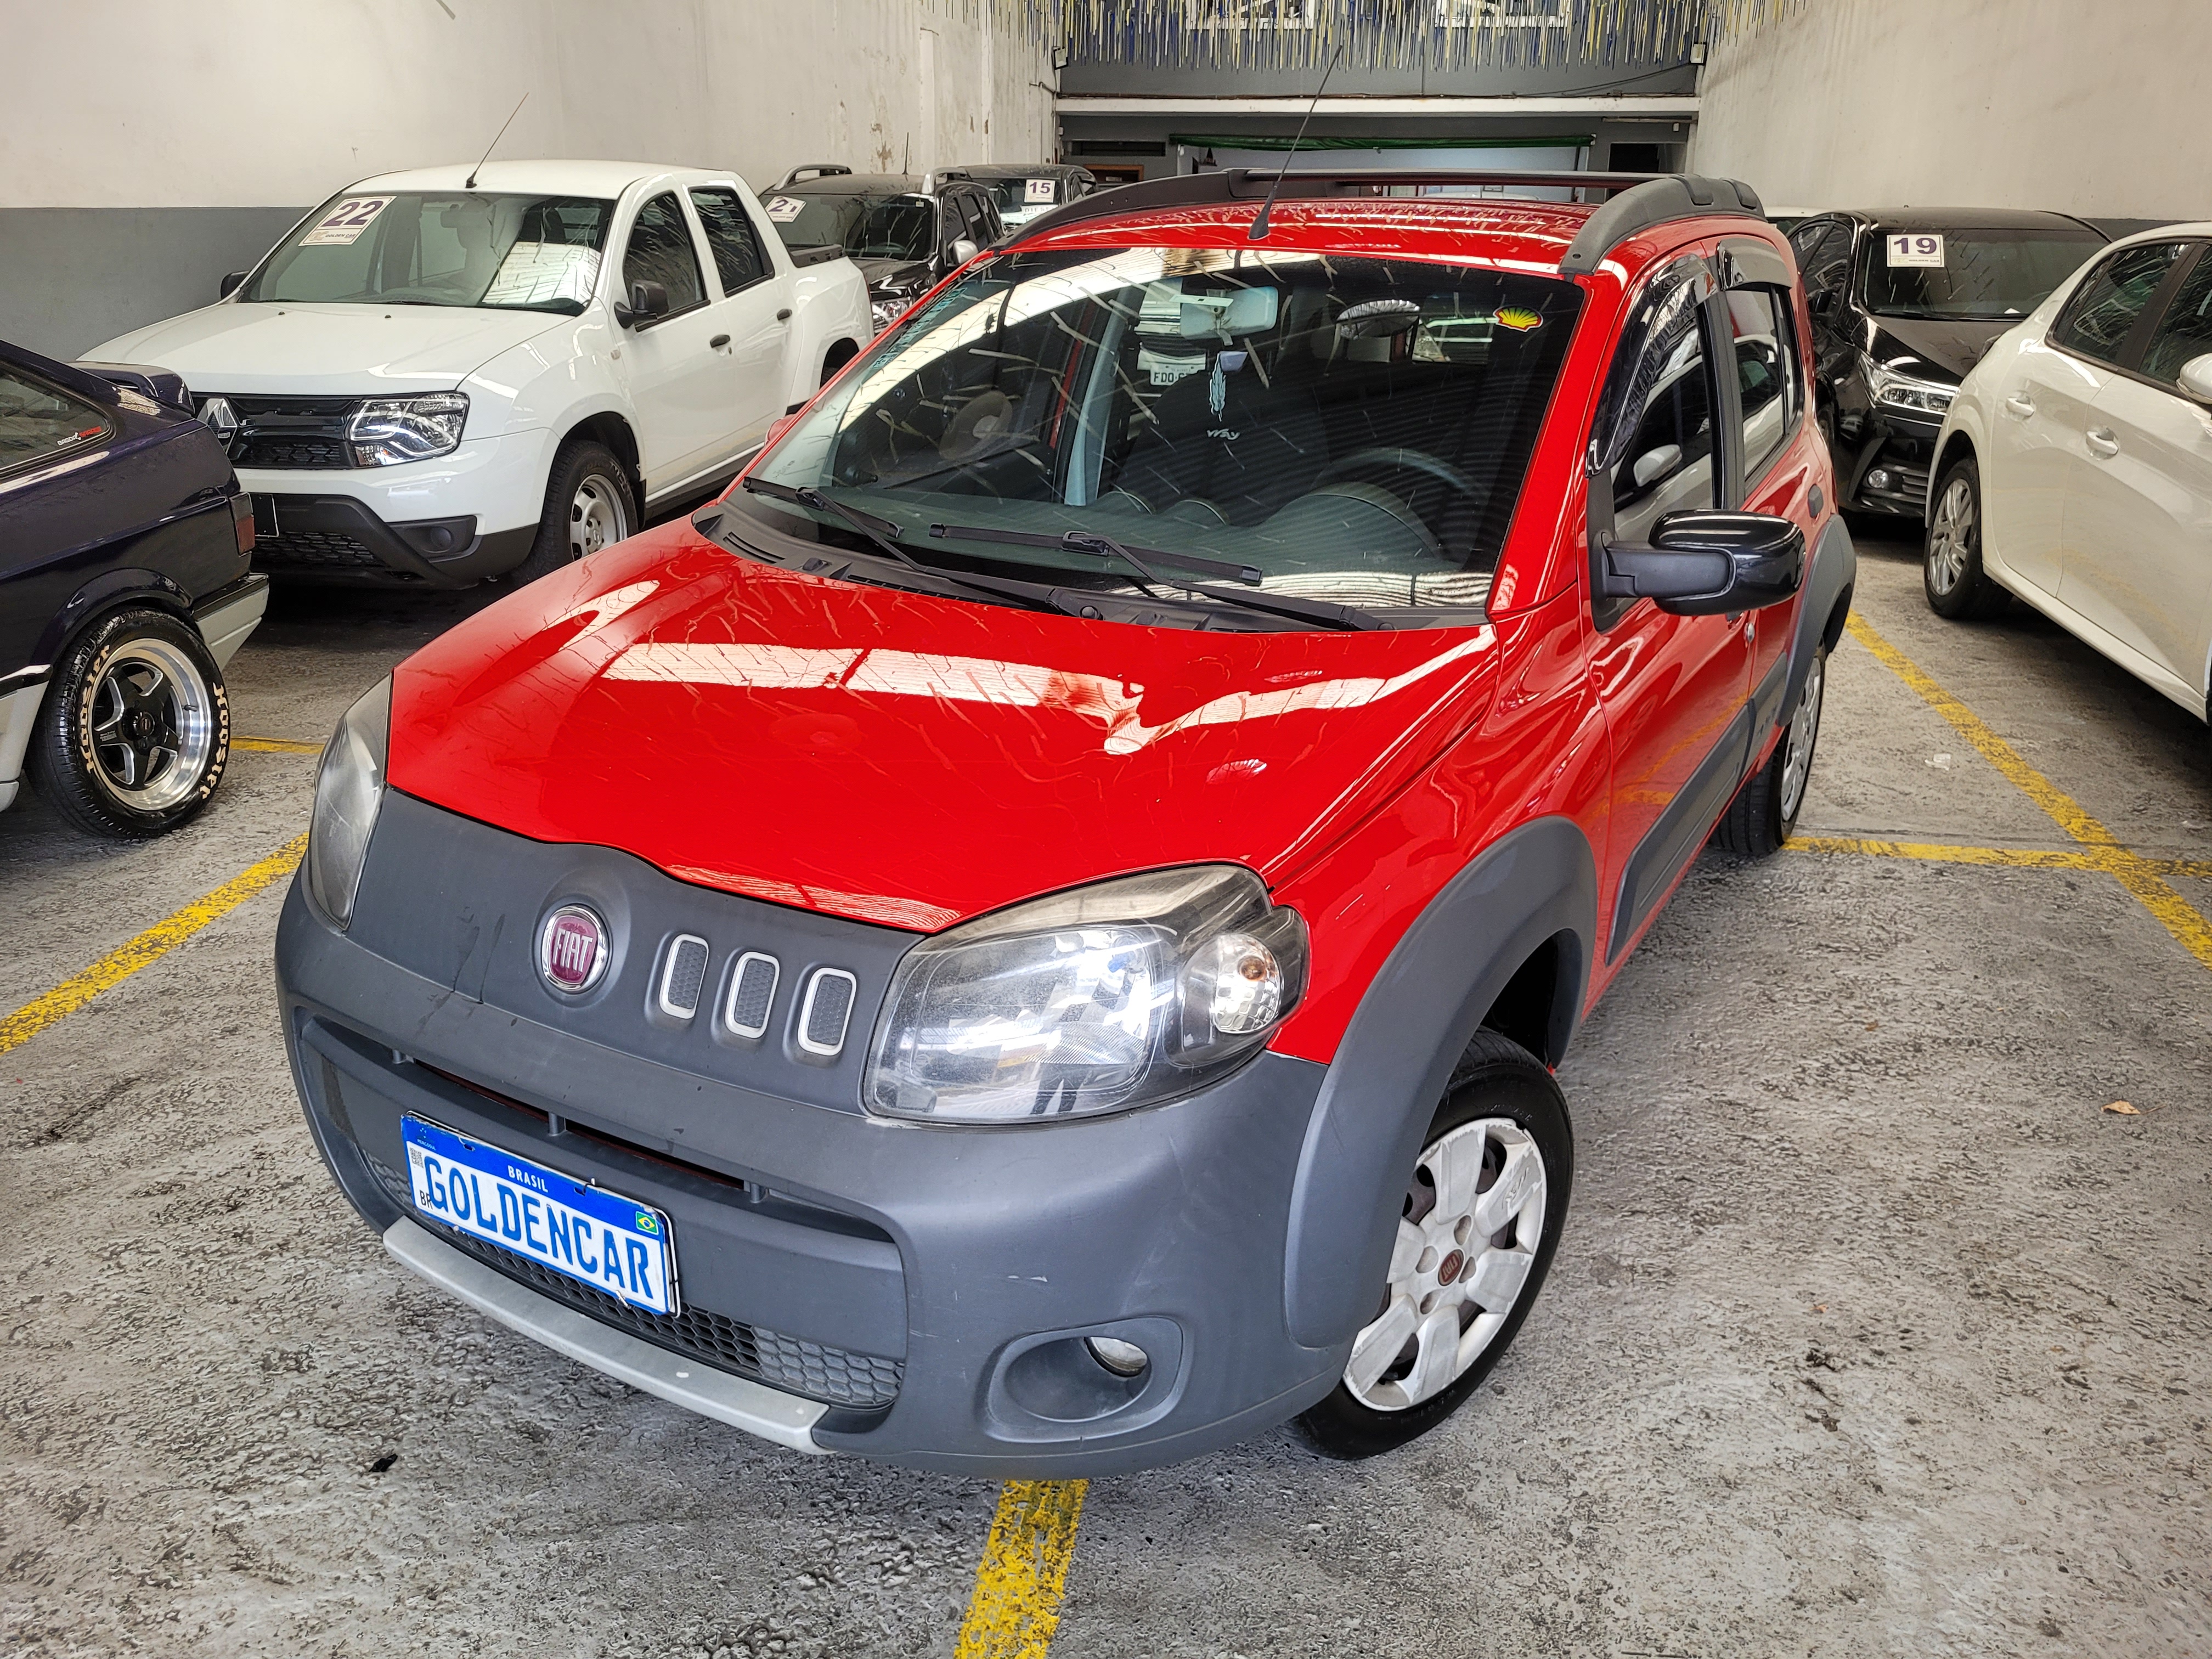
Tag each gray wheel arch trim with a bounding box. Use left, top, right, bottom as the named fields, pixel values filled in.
left=1282, top=815, right=1598, bottom=1348
left=1783, top=515, right=1858, bottom=726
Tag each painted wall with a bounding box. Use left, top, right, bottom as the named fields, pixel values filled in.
left=1690, top=0, right=2212, bottom=220
left=2, top=0, right=1054, bottom=356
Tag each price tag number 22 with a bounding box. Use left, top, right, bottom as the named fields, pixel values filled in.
left=1886, top=233, right=1944, bottom=268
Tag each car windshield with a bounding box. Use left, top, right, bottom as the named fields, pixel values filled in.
left=730, top=244, right=1582, bottom=621
left=763, top=192, right=936, bottom=261
left=242, top=191, right=614, bottom=313
left=980, top=178, right=1054, bottom=220
left=1859, top=228, right=2106, bottom=320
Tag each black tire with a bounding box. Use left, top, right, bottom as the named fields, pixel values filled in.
left=25, top=607, right=230, bottom=839
left=1816, top=402, right=1837, bottom=462
left=1715, top=644, right=1827, bottom=857
left=1923, top=456, right=2010, bottom=620
left=511, top=439, right=637, bottom=586
left=1294, top=1031, right=1572, bottom=1460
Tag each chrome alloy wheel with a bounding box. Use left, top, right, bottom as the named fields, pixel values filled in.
left=1927, top=476, right=1975, bottom=596
left=1778, top=647, right=1826, bottom=823
left=568, top=473, right=629, bottom=560
left=1344, top=1117, right=1548, bottom=1412
left=85, top=639, right=216, bottom=812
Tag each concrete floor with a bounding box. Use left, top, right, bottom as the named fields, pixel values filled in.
left=3, top=525, right=2209, bottom=1657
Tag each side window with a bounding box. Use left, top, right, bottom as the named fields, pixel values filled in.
left=2132, top=247, right=2212, bottom=386
left=940, top=198, right=967, bottom=255
left=1798, top=224, right=1853, bottom=308
left=1728, top=287, right=1799, bottom=481
left=687, top=187, right=770, bottom=296
left=1606, top=287, right=1717, bottom=544
left=958, top=193, right=993, bottom=246
left=2050, top=242, right=2187, bottom=365
left=0, top=368, right=108, bottom=473
left=622, top=192, right=706, bottom=313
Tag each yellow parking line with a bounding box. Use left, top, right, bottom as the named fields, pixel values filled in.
left=1845, top=614, right=2212, bottom=969
left=236, top=735, right=322, bottom=754
left=0, top=833, right=308, bottom=1057
left=955, top=1480, right=1088, bottom=1658
left=1790, top=834, right=2212, bottom=881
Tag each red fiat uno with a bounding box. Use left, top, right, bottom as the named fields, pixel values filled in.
left=279, top=170, right=1853, bottom=1473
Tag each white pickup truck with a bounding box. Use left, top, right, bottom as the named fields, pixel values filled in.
left=89, top=161, right=873, bottom=588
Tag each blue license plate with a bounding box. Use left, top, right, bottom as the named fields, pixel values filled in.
left=401, top=1115, right=678, bottom=1316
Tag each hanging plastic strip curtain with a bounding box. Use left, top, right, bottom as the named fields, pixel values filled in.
left=941, top=0, right=1808, bottom=71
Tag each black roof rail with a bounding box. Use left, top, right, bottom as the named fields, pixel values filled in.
left=1003, top=167, right=1766, bottom=276
left=773, top=163, right=852, bottom=189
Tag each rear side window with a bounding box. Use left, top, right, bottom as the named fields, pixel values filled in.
left=623, top=193, right=706, bottom=313
left=1797, top=223, right=1853, bottom=305
left=2049, top=242, right=2186, bottom=364
left=2135, top=249, right=2212, bottom=385
left=1727, top=287, right=1799, bottom=481
left=0, top=368, right=109, bottom=474
left=687, top=188, right=770, bottom=295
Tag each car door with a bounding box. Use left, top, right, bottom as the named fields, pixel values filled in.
left=2063, top=242, right=2212, bottom=708
left=616, top=189, right=737, bottom=497
left=1587, top=255, right=1755, bottom=962
left=688, top=184, right=796, bottom=452
left=1993, top=240, right=2190, bottom=596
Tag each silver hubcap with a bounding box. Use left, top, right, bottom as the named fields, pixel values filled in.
left=86, top=639, right=216, bottom=812
left=1779, top=648, right=1825, bottom=822
left=1928, top=477, right=1974, bottom=595
left=1344, top=1117, right=1547, bottom=1412
left=568, top=473, right=628, bottom=561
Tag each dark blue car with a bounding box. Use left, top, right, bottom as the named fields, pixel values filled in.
left=0, top=339, right=268, bottom=838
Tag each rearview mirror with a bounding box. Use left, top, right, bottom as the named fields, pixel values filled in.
left=220, top=271, right=248, bottom=299
left=949, top=236, right=979, bottom=266
left=1601, top=510, right=1805, bottom=616
left=2177, top=353, right=2212, bottom=403
left=616, top=280, right=671, bottom=328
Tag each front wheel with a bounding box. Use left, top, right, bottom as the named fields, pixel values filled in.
left=1925, top=458, right=2010, bottom=620
left=1295, top=1031, right=1571, bottom=1460
left=25, top=608, right=231, bottom=839
left=1715, top=644, right=1826, bottom=857
left=511, top=439, right=636, bottom=586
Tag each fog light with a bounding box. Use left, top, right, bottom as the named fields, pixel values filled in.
left=1085, top=1336, right=1150, bottom=1378
left=1866, top=468, right=1895, bottom=491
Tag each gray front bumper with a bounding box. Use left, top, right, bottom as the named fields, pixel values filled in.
left=276, top=792, right=1345, bottom=1476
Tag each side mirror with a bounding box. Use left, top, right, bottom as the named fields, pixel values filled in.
left=1601, top=510, right=1805, bottom=616
left=1630, top=444, right=1683, bottom=488
left=2177, top=353, right=2212, bottom=403
left=219, top=271, right=248, bottom=299
left=615, top=279, right=671, bottom=328
left=949, top=236, right=979, bottom=266
left=1808, top=288, right=1838, bottom=319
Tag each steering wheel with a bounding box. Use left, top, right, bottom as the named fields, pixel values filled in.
left=1313, top=446, right=1482, bottom=505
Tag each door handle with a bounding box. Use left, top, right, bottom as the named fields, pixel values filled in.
left=708, top=333, right=731, bottom=349
left=776, top=308, right=793, bottom=322
left=2085, top=427, right=2120, bottom=458
left=2003, top=393, right=2036, bottom=420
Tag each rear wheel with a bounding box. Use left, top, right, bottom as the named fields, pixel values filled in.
left=1925, top=458, right=2010, bottom=619
left=1294, top=1031, right=1571, bottom=1459
left=511, top=439, right=635, bottom=586
left=1716, top=645, right=1826, bottom=857
left=26, top=608, right=230, bottom=839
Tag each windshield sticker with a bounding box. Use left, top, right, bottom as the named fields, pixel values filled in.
left=1492, top=307, right=1543, bottom=332
left=301, top=196, right=393, bottom=246
left=1886, top=233, right=1945, bottom=268
left=483, top=242, right=602, bottom=308
left=1024, top=178, right=1056, bottom=205
left=765, top=196, right=806, bottom=223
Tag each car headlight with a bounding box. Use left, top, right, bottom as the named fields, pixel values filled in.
left=307, top=679, right=391, bottom=928
left=870, top=292, right=915, bottom=333
left=348, top=392, right=469, bottom=466
left=864, top=865, right=1309, bottom=1125
left=1863, top=356, right=1956, bottom=416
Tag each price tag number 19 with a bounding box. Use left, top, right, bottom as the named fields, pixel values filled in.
left=1887, top=233, right=1944, bottom=268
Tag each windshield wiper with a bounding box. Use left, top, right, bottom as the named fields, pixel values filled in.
left=928, top=521, right=1380, bottom=632
left=737, top=477, right=1074, bottom=618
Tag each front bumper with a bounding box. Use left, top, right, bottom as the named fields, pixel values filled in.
left=1836, top=402, right=1945, bottom=517
left=276, top=791, right=1343, bottom=1475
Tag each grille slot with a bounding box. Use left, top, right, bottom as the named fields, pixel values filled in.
left=658, top=935, right=710, bottom=1020
left=724, top=951, right=780, bottom=1040
left=255, top=529, right=383, bottom=568
left=366, top=1152, right=902, bottom=1410
left=798, top=968, right=856, bottom=1056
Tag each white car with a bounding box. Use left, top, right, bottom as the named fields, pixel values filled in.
left=89, top=161, right=873, bottom=588
left=1926, top=222, right=2212, bottom=735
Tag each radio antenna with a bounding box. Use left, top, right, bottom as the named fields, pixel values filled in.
left=1249, top=44, right=1343, bottom=242
left=465, top=92, right=528, bottom=190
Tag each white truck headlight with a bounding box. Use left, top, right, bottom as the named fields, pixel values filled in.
left=1863, top=356, right=1955, bottom=417
left=349, top=392, right=469, bottom=466
left=307, top=679, right=390, bottom=928
left=864, top=865, right=1308, bottom=1125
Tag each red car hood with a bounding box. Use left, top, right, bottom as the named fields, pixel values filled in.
left=389, top=525, right=1500, bottom=930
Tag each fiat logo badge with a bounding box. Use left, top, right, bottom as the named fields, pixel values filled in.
left=537, top=904, right=610, bottom=994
